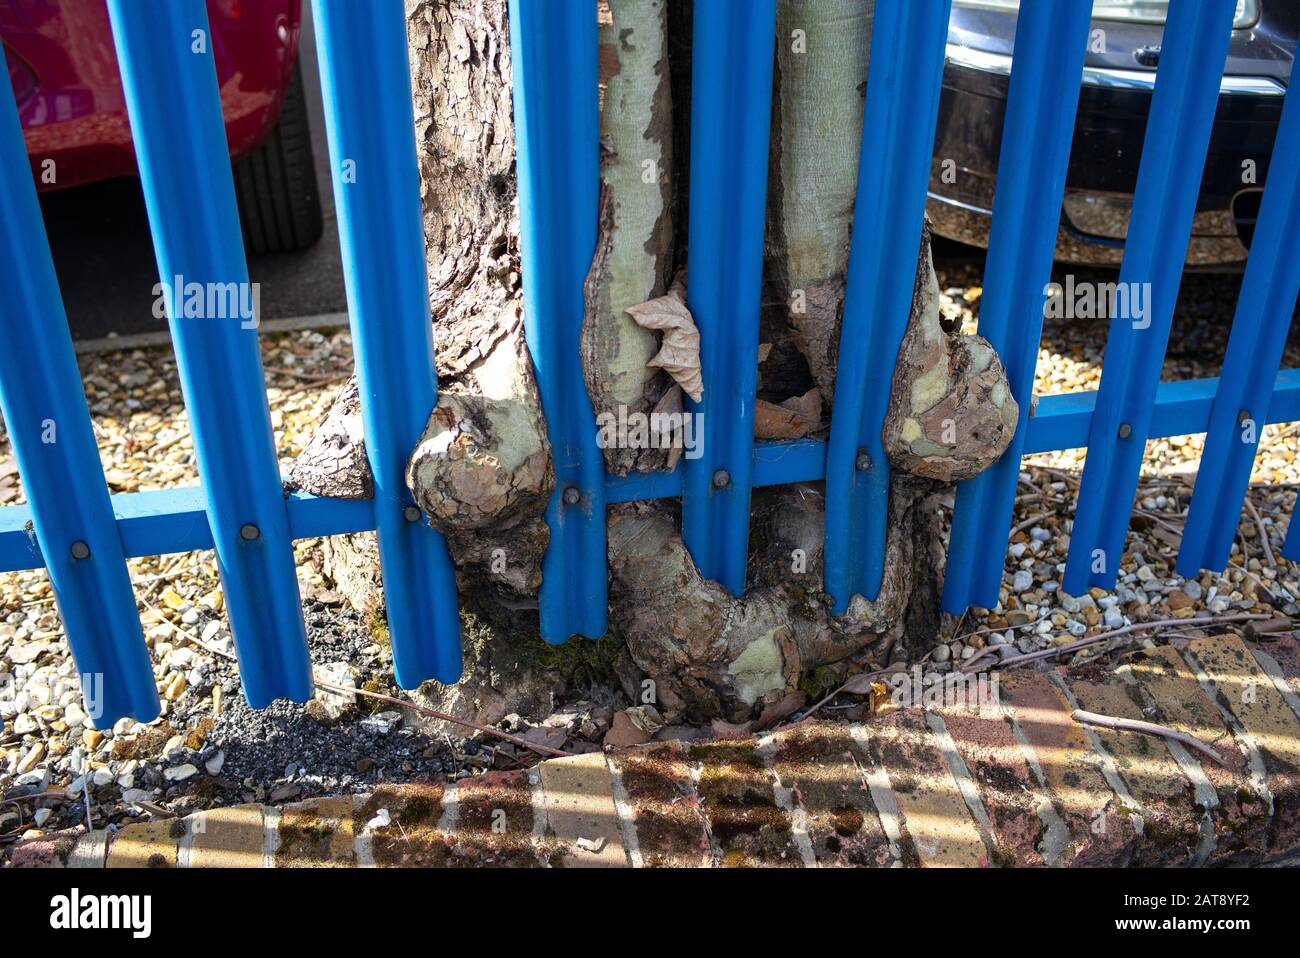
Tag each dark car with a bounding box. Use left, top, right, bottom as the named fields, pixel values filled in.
left=2, top=0, right=321, bottom=254
left=929, top=0, right=1295, bottom=268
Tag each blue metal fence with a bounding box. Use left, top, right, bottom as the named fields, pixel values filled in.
left=0, top=1, right=1297, bottom=728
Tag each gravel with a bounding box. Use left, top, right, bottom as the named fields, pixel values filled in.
left=4, top=261, right=1300, bottom=854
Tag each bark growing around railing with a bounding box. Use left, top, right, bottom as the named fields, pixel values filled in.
left=291, top=0, right=1017, bottom=728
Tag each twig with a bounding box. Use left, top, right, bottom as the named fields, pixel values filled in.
left=1011, top=510, right=1056, bottom=537
left=1070, top=708, right=1224, bottom=766
left=314, top=679, right=572, bottom=759
left=962, top=612, right=1272, bottom=673
left=1244, top=492, right=1278, bottom=570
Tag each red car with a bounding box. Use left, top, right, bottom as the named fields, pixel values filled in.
left=2, top=0, right=322, bottom=253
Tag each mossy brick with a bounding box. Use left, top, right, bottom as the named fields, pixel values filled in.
left=8, top=829, right=82, bottom=868
left=1186, top=634, right=1300, bottom=855
left=450, top=769, right=543, bottom=867
left=1251, top=634, right=1300, bottom=708
left=107, top=819, right=184, bottom=868
left=1066, top=674, right=1202, bottom=866
left=690, top=738, right=801, bottom=867
left=766, top=721, right=893, bottom=867
left=355, top=784, right=454, bottom=867
left=931, top=702, right=1055, bottom=867
left=538, top=751, right=628, bottom=867
left=998, top=672, right=1138, bottom=866
left=609, top=740, right=711, bottom=867
left=1127, top=646, right=1268, bottom=864
left=276, top=796, right=355, bottom=867
left=854, top=709, right=987, bottom=868
left=188, top=804, right=267, bottom=868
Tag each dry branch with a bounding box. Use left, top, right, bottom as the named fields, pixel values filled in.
left=1070, top=707, right=1225, bottom=766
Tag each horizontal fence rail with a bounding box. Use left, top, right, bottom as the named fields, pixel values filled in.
left=0, top=0, right=1298, bottom=727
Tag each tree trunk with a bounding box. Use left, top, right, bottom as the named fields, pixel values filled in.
left=291, top=0, right=1017, bottom=730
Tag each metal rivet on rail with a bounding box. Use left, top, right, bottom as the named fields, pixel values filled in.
left=403, top=506, right=421, bottom=522
left=562, top=486, right=582, bottom=506
left=1117, top=423, right=1132, bottom=439
left=70, top=540, right=90, bottom=561
left=239, top=523, right=261, bottom=541
left=712, top=469, right=731, bottom=490
left=1238, top=409, right=1251, bottom=424
left=855, top=450, right=872, bottom=472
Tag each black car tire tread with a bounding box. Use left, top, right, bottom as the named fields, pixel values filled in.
left=234, top=61, right=323, bottom=255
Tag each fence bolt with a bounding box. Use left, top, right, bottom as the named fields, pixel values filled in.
left=403, top=506, right=421, bottom=522
left=712, top=469, right=731, bottom=490
left=70, top=540, right=90, bottom=560
left=1117, top=423, right=1132, bottom=439
left=855, top=450, right=872, bottom=472
left=562, top=486, right=582, bottom=506
left=239, top=523, right=261, bottom=541
left=1238, top=409, right=1250, bottom=424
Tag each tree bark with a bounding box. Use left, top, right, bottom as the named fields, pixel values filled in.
left=291, top=0, right=1017, bottom=729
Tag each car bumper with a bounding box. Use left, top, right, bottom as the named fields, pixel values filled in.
left=929, top=45, right=1285, bottom=268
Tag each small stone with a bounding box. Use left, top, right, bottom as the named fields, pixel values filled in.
left=32, top=807, right=53, bottom=828
left=931, top=644, right=951, bottom=663
left=13, top=712, right=37, bottom=735
left=1136, top=565, right=1155, bottom=582
left=1167, top=590, right=1194, bottom=611
left=91, top=766, right=113, bottom=787
left=164, top=763, right=199, bottom=782
left=163, top=673, right=187, bottom=701
left=604, top=710, right=652, bottom=749
left=16, top=742, right=45, bottom=774
left=1012, top=570, right=1033, bottom=593
left=1184, top=580, right=1203, bottom=600
left=205, top=750, right=225, bottom=776
left=121, top=788, right=153, bottom=803
left=269, top=782, right=300, bottom=802
left=1103, top=608, right=1124, bottom=630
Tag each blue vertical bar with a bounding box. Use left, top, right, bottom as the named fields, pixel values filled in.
left=0, top=48, right=157, bottom=727
left=1062, top=0, right=1236, bottom=595
left=1178, top=68, right=1300, bottom=577
left=941, top=0, right=1093, bottom=614
left=680, top=0, right=777, bottom=595
left=507, top=0, right=606, bottom=642
left=824, top=0, right=951, bottom=614
left=106, top=1, right=312, bottom=706
left=311, top=1, right=462, bottom=685
left=1285, top=508, right=1300, bottom=563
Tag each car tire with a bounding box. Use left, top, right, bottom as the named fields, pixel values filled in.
left=233, top=62, right=324, bottom=255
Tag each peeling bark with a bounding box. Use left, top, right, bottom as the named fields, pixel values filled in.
left=582, top=0, right=677, bottom=475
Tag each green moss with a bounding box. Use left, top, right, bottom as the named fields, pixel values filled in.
left=367, top=610, right=391, bottom=648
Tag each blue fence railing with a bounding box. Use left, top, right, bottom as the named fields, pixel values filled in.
left=0, top=0, right=1297, bottom=728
